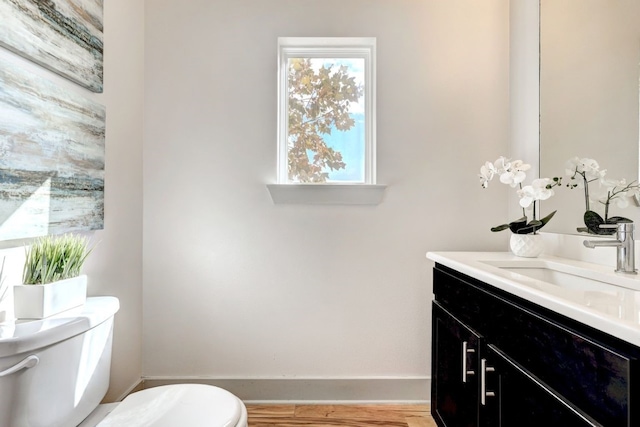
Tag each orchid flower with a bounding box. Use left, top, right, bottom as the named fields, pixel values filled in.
left=518, top=178, right=555, bottom=209
left=565, top=157, right=639, bottom=235
left=565, top=157, right=607, bottom=211
left=565, top=157, right=605, bottom=180
left=479, top=157, right=530, bottom=188
left=479, top=161, right=496, bottom=189
left=498, top=159, right=530, bottom=188
left=479, top=156, right=559, bottom=234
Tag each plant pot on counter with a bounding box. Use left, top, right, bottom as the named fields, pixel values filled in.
left=13, top=275, right=87, bottom=319
left=509, top=234, right=544, bottom=258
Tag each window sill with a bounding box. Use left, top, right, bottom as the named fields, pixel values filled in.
left=267, top=184, right=387, bottom=205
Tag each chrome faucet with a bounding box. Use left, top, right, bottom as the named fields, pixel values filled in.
left=583, top=223, right=637, bottom=274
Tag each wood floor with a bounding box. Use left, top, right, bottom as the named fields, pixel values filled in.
left=246, top=404, right=437, bottom=427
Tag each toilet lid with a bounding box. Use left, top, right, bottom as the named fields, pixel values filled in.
left=97, top=384, right=243, bottom=427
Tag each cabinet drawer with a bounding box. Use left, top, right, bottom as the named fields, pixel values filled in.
left=434, top=266, right=637, bottom=427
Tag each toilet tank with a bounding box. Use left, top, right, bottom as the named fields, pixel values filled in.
left=0, top=297, right=120, bottom=427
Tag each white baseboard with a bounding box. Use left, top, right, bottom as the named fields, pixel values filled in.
left=114, top=379, right=144, bottom=402
left=141, top=377, right=431, bottom=404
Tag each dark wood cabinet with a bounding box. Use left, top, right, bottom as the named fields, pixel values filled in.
left=432, top=303, right=482, bottom=427
left=483, top=345, right=599, bottom=427
left=432, top=264, right=640, bottom=427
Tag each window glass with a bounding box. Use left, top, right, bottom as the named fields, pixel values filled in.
left=287, top=57, right=365, bottom=183
left=278, top=38, right=376, bottom=184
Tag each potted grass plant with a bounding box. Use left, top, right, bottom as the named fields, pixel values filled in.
left=14, top=233, right=93, bottom=319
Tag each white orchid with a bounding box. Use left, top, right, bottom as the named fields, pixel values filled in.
left=499, top=159, right=530, bottom=188
left=564, top=156, right=639, bottom=234
left=518, top=178, right=555, bottom=209
left=479, top=157, right=530, bottom=188
left=592, top=178, right=638, bottom=209
left=479, top=156, right=559, bottom=234
left=479, top=161, right=497, bottom=188
left=565, top=157, right=605, bottom=181
left=564, top=157, right=606, bottom=210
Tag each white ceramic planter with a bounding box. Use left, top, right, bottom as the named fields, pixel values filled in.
left=13, top=275, right=87, bottom=319
left=509, top=234, right=545, bottom=258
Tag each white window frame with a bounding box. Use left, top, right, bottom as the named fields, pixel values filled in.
left=277, top=37, right=377, bottom=185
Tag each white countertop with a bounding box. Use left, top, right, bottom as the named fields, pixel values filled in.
left=427, top=251, right=640, bottom=348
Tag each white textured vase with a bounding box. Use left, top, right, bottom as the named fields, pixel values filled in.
left=13, top=275, right=87, bottom=319
left=509, top=234, right=544, bottom=258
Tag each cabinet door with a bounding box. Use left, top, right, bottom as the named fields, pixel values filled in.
left=482, top=345, right=601, bottom=427
left=432, top=302, right=482, bottom=427
left=435, top=265, right=635, bottom=426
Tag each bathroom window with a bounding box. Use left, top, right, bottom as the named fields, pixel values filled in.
left=277, top=37, right=376, bottom=184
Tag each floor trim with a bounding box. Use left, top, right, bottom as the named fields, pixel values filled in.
left=114, top=379, right=144, bottom=402
left=142, top=377, right=430, bottom=404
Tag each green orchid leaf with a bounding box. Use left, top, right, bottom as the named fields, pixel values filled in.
left=508, top=216, right=528, bottom=233
left=540, top=210, right=557, bottom=226
left=584, top=210, right=607, bottom=235
left=593, top=216, right=634, bottom=235
left=582, top=210, right=631, bottom=235
left=522, top=210, right=558, bottom=234
left=607, top=216, right=632, bottom=224
left=492, top=211, right=558, bottom=235
left=515, top=224, right=537, bottom=234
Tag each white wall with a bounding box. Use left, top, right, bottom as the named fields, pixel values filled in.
left=96, top=0, right=145, bottom=402
left=508, top=0, right=540, bottom=221
left=0, top=0, right=144, bottom=402
left=144, top=0, right=510, bottom=400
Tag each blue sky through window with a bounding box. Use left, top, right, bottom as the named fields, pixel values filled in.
left=308, top=58, right=365, bottom=182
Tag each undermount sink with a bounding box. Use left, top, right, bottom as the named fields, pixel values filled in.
left=477, top=258, right=640, bottom=294
left=479, top=259, right=612, bottom=292
left=475, top=257, right=640, bottom=322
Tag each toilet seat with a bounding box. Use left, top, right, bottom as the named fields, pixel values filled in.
left=95, top=384, right=247, bottom=427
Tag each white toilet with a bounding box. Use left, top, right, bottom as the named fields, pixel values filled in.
left=0, top=296, right=248, bottom=427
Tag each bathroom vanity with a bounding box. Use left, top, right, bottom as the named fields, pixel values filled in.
left=428, top=252, right=640, bottom=427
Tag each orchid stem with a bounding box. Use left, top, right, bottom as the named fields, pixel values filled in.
left=582, top=171, right=590, bottom=211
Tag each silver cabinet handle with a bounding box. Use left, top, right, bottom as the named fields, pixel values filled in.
left=0, top=355, right=39, bottom=377
left=481, top=358, right=495, bottom=405
left=462, top=341, right=476, bottom=383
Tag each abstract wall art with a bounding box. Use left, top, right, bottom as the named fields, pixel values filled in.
left=0, top=0, right=104, bottom=92
left=0, top=61, right=105, bottom=241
